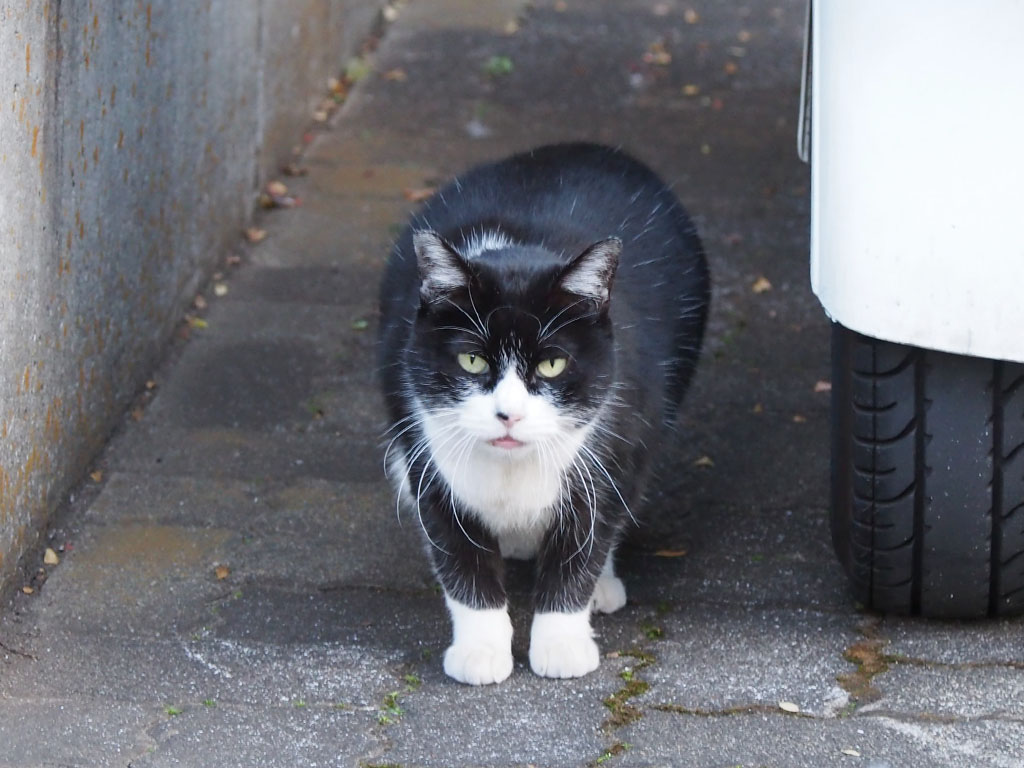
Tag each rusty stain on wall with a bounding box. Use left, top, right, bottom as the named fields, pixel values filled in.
left=1, top=0, right=382, bottom=594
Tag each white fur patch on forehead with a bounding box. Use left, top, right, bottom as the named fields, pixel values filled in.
left=461, top=230, right=518, bottom=260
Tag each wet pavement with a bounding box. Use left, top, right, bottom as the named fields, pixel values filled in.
left=2, top=1, right=1023, bottom=766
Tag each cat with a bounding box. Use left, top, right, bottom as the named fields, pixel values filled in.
left=378, top=142, right=709, bottom=685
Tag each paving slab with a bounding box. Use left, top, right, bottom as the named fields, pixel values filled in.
left=4, top=0, right=1024, bottom=766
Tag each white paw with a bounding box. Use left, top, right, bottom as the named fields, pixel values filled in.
left=443, top=597, right=514, bottom=686
left=529, top=609, right=600, bottom=679
left=443, top=643, right=514, bottom=685
left=591, top=573, right=627, bottom=614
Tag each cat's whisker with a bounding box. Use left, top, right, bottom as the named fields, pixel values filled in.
left=537, top=298, right=589, bottom=340
left=579, top=443, right=637, bottom=527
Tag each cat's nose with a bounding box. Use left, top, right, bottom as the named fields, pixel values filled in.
left=495, top=410, right=523, bottom=426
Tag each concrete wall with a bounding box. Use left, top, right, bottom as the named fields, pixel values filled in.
left=0, top=0, right=383, bottom=592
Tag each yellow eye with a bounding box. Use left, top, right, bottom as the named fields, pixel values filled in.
left=457, top=353, right=489, bottom=374
left=536, top=357, right=568, bottom=379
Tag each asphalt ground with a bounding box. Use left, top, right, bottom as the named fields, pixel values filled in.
left=2, top=1, right=1023, bottom=766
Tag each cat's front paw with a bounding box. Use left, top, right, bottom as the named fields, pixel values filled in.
left=529, top=609, right=600, bottom=679
left=443, top=643, right=514, bottom=685
left=443, top=598, right=514, bottom=685
left=591, top=573, right=627, bottom=614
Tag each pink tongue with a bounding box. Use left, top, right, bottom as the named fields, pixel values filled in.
left=491, top=437, right=523, bottom=448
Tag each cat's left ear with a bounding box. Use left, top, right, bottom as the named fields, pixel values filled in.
left=558, top=237, right=622, bottom=308
left=413, top=231, right=471, bottom=304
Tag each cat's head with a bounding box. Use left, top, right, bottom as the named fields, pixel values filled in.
left=406, top=230, right=621, bottom=459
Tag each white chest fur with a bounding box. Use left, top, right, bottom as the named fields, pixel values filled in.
left=416, top=378, right=592, bottom=552
left=432, top=441, right=561, bottom=536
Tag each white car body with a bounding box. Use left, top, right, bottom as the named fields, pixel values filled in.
left=804, top=0, right=1024, bottom=364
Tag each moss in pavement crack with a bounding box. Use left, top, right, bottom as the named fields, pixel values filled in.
left=602, top=648, right=656, bottom=730
left=837, top=617, right=889, bottom=707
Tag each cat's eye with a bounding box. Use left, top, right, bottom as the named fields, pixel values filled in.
left=457, top=353, right=489, bottom=374
left=536, top=357, right=568, bottom=379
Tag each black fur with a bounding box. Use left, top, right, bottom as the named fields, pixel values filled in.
left=378, top=142, right=709, bottom=613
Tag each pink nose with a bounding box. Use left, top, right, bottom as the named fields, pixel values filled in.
left=495, top=411, right=522, bottom=426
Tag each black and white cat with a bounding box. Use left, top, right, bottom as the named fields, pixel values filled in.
left=378, top=143, right=708, bottom=685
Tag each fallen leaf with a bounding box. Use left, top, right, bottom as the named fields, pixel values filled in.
left=654, top=549, right=688, bottom=558
left=213, top=283, right=228, bottom=297
left=244, top=227, right=267, bottom=244
left=723, top=60, right=739, bottom=75
left=188, top=316, right=208, bottom=329
left=684, top=8, right=699, bottom=23
left=738, top=29, right=752, bottom=43
left=403, top=186, right=436, bottom=203
left=751, top=276, right=772, bottom=294
left=215, top=565, right=230, bottom=580
left=814, top=380, right=832, bottom=393
left=779, top=701, right=800, bottom=713
left=193, top=294, right=208, bottom=310
left=22, top=586, right=34, bottom=595
left=383, top=68, right=408, bottom=82
left=44, top=548, right=60, bottom=566
left=266, top=180, right=288, bottom=198
left=312, top=108, right=329, bottom=123
left=90, top=470, right=103, bottom=483
left=145, top=379, right=157, bottom=390
left=383, top=5, right=399, bottom=22
left=643, top=41, right=672, bottom=66
left=840, top=748, right=861, bottom=757
left=693, top=455, right=715, bottom=468
left=682, top=84, right=701, bottom=96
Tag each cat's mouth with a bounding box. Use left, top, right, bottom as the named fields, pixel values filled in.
left=489, top=436, right=526, bottom=450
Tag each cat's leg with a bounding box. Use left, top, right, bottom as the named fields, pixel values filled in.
left=591, top=549, right=627, bottom=614
left=528, top=518, right=619, bottom=679
left=421, top=495, right=513, bottom=685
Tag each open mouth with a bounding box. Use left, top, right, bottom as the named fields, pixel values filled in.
left=489, top=436, right=525, bottom=449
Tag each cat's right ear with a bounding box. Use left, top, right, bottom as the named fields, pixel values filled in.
left=413, top=231, right=471, bottom=304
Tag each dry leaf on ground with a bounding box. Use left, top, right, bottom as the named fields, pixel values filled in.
left=654, top=549, right=688, bottom=558
left=403, top=187, right=436, bottom=203
left=814, top=380, right=832, bottom=393
left=752, top=276, right=772, bottom=294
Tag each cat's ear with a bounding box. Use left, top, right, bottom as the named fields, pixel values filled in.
left=413, top=231, right=471, bottom=304
left=558, top=237, right=622, bottom=307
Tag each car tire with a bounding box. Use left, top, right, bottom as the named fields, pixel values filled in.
left=830, top=323, right=1024, bottom=618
